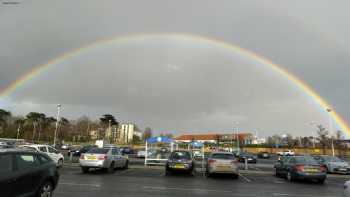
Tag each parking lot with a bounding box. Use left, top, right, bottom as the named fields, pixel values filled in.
left=55, top=164, right=348, bottom=197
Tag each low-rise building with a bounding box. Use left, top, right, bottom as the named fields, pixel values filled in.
left=175, top=133, right=254, bottom=145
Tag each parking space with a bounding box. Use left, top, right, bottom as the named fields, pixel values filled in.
left=55, top=166, right=347, bottom=197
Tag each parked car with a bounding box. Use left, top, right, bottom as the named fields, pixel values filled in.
left=60, top=144, right=71, bottom=150
left=238, top=152, right=257, bottom=163
left=69, top=145, right=97, bottom=157
left=79, top=147, right=129, bottom=173
left=165, top=150, right=195, bottom=176
left=0, top=148, right=60, bottom=197
left=277, top=150, right=295, bottom=156
left=137, top=149, right=147, bottom=158
left=20, top=144, right=64, bottom=167
left=313, top=155, right=350, bottom=174
left=257, top=151, right=270, bottom=159
left=274, top=156, right=327, bottom=183
left=206, top=152, right=239, bottom=178
left=344, top=180, right=350, bottom=197
left=120, top=147, right=135, bottom=155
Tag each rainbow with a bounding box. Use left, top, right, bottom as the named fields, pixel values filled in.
left=1, top=33, right=349, bottom=136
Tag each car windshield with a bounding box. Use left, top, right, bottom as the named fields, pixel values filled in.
left=87, top=148, right=109, bottom=154
left=211, top=153, right=235, bottom=160
left=170, top=152, right=191, bottom=160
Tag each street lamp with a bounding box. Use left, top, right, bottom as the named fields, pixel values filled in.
left=309, top=121, right=317, bottom=148
left=53, top=104, right=61, bottom=147
left=234, top=122, right=240, bottom=152
left=108, top=119, right=111, bottom=143
left=327, top=108, right=335, bottom=156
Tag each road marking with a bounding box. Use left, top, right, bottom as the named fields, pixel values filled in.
left=143, top=186, right=257, bottom=196
left=273, top=193, right=336, bottom=197
left=239, top=173, right=252, bottom=182
left=59, top=182, right=101, bottom=187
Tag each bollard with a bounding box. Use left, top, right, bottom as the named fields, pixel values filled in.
left=244, top=158, right=248, bottom=170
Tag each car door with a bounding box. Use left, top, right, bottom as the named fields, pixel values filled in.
left=280, top=157, right=291, bottom=176
left=0, top=153, right=15, bottom=197
left=47, top=146, right=60, bottom=164
left=13, top=153, right=42, bottom=197
left=111, top=148, right=119, bottom=167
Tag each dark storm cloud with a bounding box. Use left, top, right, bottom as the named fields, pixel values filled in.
left=1, top=0, right=349, bottom=136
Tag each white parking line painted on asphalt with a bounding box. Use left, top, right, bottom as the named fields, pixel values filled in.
left=273, top=193, right=336, bottom=197
left=59, top=182, right=101, bottom=188
left=143, top=186, right=257, bottom=196
left=239, top=173, right=252, bottom=183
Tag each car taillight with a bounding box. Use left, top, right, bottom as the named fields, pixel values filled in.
left=320, top=165, right=327, bottom=172
left=231, top=159, right=239, bottom=164
left=80, top=154, right=85, bottom=159
left=295, top=165, right=305, bottom=172
left=208, top=159, right=216, bottom=164
left=98, top=155, right=107, bottom=160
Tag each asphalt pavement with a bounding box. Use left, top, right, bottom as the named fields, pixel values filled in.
left=55, top=165, right=348, bottom=197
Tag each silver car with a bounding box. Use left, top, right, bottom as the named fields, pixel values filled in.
left=314, top=155, right=350, bottom=174
left=206, top=152, right=239, bottom=178
left=79, top=147, right=128, bottom=173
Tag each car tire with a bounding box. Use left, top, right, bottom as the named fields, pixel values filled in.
left=108, top=163, right=114, bottom=173
left=58, top=159, right=63, bottom=168
left=37, top=181, right=53, bottom=197
left=123, top=160, right=129, bottom=170
left=317, top=179, right=326, bottom=184
left=165, top=169, right=171, bottom=176
left=274, top=168, right=279, bottom=177
left=232, top=173, right=239, bottom=179
left=81, top=167, right=89, bottom=173
left=287, top=171, right=294, bottom=182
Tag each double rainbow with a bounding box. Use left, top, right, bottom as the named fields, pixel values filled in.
left=1, top=33, right=348, bottom=137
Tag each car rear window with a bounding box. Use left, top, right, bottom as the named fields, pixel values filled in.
left=170, top=151, right=191, bottom=160
left=211, top=153, right=235, bottom=160
left=87, top=148, right=109, bottom=154
left=0, top=154, right=13, bottom=173
left=295, top=157, right=318, bottom=164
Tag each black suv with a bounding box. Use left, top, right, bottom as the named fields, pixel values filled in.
left=0, top=148, right=60, bottom=197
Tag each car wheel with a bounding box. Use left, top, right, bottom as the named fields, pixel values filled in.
left=37, top=181, right=53, bottom=197
left=123, top=160, right=129, bottom=169
left=165, top=169, right=171, bottom=176
left=317, top=179, right=325, bottom=184
left=58, top=159, right=63, bottom=168
left=108, top=162, right=114, bottom=173
left=81, top=167, right=89, bottom=173
left=274, top=168, right=279, bottom=177
left=232, top=173, right=239, bottom=179
left=287, top=171, right=294, bottom=182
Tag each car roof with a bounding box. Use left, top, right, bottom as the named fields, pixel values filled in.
left=210, top=152, right=234, bottom=155
left=0, top=147, right=38, bottom=154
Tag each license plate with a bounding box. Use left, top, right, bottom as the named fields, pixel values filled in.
left=305, top=169, right=318, bottom=173
left=174, top=164, right=185, bottom=169
left=339, top=168, right=347, bottom=171
left=86, top=155, right=97, bottom=160
left=217, top=165, right=231, bottom=170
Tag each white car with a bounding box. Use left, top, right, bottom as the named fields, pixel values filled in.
left=277, top=150, right=295, bottom=156
left=137, top=149, right=147, bottom=158
left=344, top=180, right=350, bottom=197
left=21, top=144, right=64, bottom=167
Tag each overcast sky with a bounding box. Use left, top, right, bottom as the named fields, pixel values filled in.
left=0, top=0, right=349, bottom=137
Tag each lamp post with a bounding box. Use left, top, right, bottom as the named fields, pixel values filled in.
left=234, top=122, right=240, bottom=152
left=108, top=120, right=111, bottom=143
left=327, top=108, right=335, bottom=156
left=309, top=121, right=317, bottom=148
left=53, top=104, right=61, bottom=147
